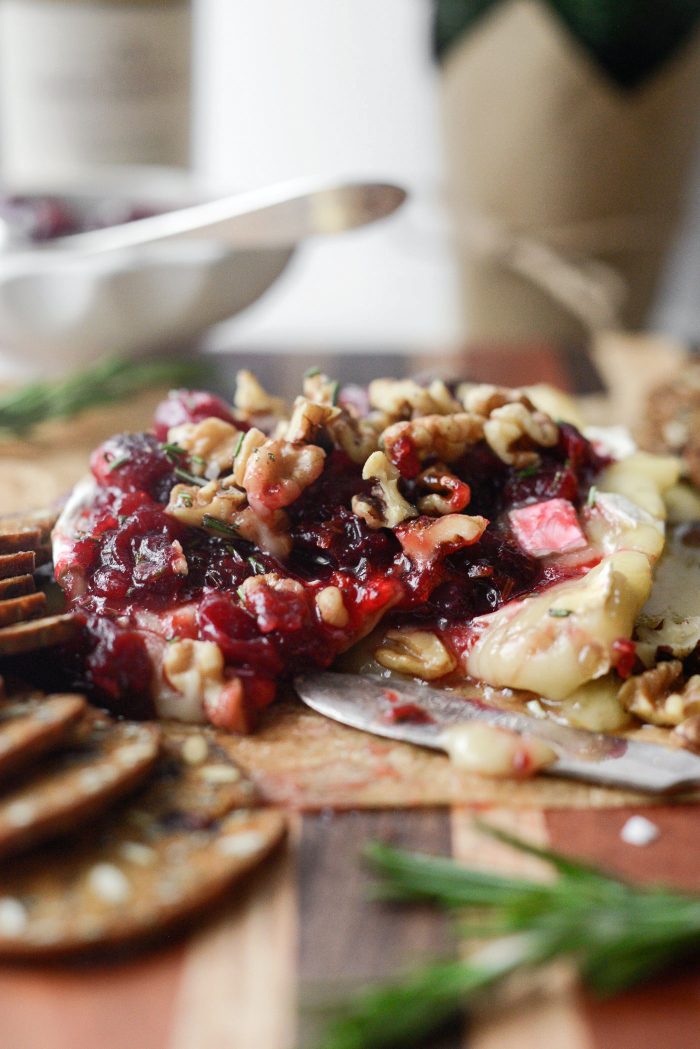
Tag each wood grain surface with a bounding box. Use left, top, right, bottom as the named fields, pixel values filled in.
left=0, top=339, right=698, bottom=1049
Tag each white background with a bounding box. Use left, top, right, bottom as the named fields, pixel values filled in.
left=192, top=0, right=461, bottom=353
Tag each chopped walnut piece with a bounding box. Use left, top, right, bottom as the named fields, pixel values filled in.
left=234, top=370, right=287, bottom=419
left=374, top=628, right=456, bottom=680
left=170, top=540, right=188, bottom=576
left=382, top=413, right=485, bottom=466
left=165, top=477, right=291, bottom=559
left=315, top=586, right=349, bottom=628
left=166, top=479, right=246, bottom=529
left=483, top=402, right=559, bottom=467
left=168, top=418, right=244, bottom=480
left=242, top=438, right=325, bottom=515
left=302, top=372, right=339, bottom=406
left=234, top=508, right=292, bottom=560
left=367, top=378, right=460, bottom=418
left=351, top=451, right=417, bottom=529
left=675, top=714, right=700, bottom=751
left=284, top=396, right=341, bottom=444
left=617, top=660, right=700, bottom=726
left=458, top=383, right=530, bottom=417
left=397, top=513, right=488, bottom=567
left=326, top=410, right=387, bottom=463
left=230, top=428, right=267, bottom=486
left=239, top=572, right=308, bottom=634
left=239, top=572, right=304, bottom=600
left=416, top=464, right=471, bottom=516
left=203, top=676, right=253, bottom=733
left=163, top=639, right=226, bottom=721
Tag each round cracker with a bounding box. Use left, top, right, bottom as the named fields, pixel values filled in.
left=0, top=693, right=86, bottom=782
left=0, top=713, right=160, bottom=859
left=0, top=727, right=284, bottom=957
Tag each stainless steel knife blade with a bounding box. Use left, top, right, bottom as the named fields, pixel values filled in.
left=294, top=671, right=700, bottom=795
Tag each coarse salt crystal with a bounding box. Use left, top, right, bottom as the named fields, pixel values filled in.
left=620, top=815, right=660, bottom=847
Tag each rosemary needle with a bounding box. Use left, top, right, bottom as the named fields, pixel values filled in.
left=311, top=825, right=700, bottom=1049
left=0, top=355, right=210, bottom=437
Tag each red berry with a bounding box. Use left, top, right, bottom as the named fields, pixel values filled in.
left=153, top=389, right=239, bottom=440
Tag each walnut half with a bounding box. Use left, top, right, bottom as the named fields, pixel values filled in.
left=483, top=402, right=559, bottom=467
left=618, top=660, right=700, bottom=727
left=351, top=451, right=417, bottom=529
left=374, top=628, right=456, bottom=680
left=382, top=413, right=485, bottom=466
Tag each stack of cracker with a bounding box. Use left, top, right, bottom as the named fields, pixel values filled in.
left=0, top=515, right=285, bottom=958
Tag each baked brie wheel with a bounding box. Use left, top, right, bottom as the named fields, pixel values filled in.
left=53, top=371, right=680, bottom=737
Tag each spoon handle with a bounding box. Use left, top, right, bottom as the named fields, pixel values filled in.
left=38, top=178, right=406, bottom=256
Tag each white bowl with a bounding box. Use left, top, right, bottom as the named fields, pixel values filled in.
left=0, top=167, right=295, bottom=372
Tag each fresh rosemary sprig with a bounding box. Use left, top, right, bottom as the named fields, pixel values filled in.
left=0, top=355, right=210, bottom=438
left=312, top=825, right=700, bottom=1049
left=202, top=514, right=239, bottom=538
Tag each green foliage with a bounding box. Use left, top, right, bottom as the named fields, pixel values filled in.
left=310, top=824, right=700, bottom=1049
left=0, top=355, right=210, bottom=438
left=434, top=0, right=700, bottom=87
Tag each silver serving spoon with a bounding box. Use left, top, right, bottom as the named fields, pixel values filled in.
left=1, top=177, right=406, bottom=258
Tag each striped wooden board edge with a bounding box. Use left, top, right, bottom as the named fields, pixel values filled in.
left=1, top=805, right=695, bottom=1049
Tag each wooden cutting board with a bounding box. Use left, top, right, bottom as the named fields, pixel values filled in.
left=0, top=339, right=698, bottom=1049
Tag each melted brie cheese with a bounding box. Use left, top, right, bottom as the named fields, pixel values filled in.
left=464, top=451, right=678, bottom=701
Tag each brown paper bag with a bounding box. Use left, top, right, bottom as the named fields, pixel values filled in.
left=441, top=0, right=700, bottom=342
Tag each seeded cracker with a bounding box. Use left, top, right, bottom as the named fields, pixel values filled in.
left=0, top=509, right=58, bottom=567
left=0, top=723, right=284, bottom=957
left=0, top=613, right=79, bottom=656
left=0, top=530, right=44, bottom=556
left=0, top=711, right=160, bottom=859
left=0, top=573, right=36, bottom=600
left=0, top=511, right=79, bottom=656
left=0, top=552, right=36, bottom=580
left=0, top=591, right=46, bottom=628
left=642, top=364, right=700, bottom=486
left=0, top=509, right=59, bottom=544
left=0, top=692, right=86, bottom=782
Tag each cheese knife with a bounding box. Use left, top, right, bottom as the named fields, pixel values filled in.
left=294, top=671, right=700, bottom=795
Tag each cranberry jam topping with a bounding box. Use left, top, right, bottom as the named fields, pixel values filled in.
left=55, top=373, right=610, bottom=730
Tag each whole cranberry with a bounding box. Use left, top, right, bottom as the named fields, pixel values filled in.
left=90, top=433, right=176, bottom=502
left=153, top=389, right=239, bottom=440
left=86, top=616, right=155, bottom=717
left=198, top=592, right=282, bottom=672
